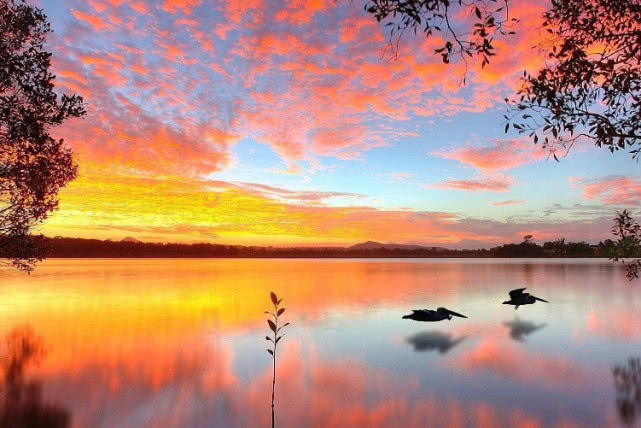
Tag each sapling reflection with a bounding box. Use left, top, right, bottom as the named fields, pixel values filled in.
left=265, top=292, right=289, bottom=428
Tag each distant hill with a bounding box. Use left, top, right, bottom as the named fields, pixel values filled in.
left=349, top=241, right=447, bottom=251
left=121, top=236, right=141, bottom=243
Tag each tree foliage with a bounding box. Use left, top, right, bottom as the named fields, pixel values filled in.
left=363, top=0, right=517, bottom=75
left=610, top=209, right=641, bottom=280
left=506, top=0, right=641, bottom=159
left=0, top=0, right=85, bottom=272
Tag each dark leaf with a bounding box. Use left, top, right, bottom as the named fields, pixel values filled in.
left=268, top=320, right=277, bottom=332
left=277, top=308, right=285, bottom=316
left=267, top=349, right=273, bottom=355
left=270, top=292, right=278, bottom=305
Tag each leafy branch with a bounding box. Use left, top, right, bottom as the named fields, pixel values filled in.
left=363, top=0, right=518, bottom=82
left=265, top=292, right=290, bottom=428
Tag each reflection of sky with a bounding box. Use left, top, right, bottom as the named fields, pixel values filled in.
left=1, top=259, right=640, bottom=427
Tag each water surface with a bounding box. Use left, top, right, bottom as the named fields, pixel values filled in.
left=1, top=258, right=640, bottom=427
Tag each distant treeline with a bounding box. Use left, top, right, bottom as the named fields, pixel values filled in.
left=6, top=236, right=618, bottom=258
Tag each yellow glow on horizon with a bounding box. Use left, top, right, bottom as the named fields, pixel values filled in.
left=39, top=171, right=497, bottom=246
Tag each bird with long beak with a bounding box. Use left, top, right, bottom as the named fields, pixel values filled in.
left=402, top=307, right=468, bottom=322
left=503, top=288, right=548, bottom=310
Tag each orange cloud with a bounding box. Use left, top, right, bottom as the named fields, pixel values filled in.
left=71, top=9, right=113, bottom=30
left=129, top=1, right=148, bottom=14
left=88, top=0, right=107, bottom=12
left=275, top=0, right=327, bottom=24
left=220, top=0, right=264, bottom=23
left=161, top=0, right=202, bottom=14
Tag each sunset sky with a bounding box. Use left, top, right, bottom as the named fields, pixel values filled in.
left=38, top=0, right=640, bottom=247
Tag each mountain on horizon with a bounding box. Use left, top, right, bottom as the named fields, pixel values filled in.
left=349, top=241, right=447, bottom=251
left=122, top=236, right=141, bottom=243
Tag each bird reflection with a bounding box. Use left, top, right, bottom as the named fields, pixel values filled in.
left=0, top=325, right=70, bottom=428
left=402, top=307, right=468, bottom=322
left=613, top=357, right=641, bottom=427
left=406, top=331, right=466, bottom=354
left=503, top=318, right=547, bottom=342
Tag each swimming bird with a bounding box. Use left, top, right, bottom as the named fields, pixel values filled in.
left=402, top=307, right=468, bottom=322
left=503, top=288, right=548, bottom=310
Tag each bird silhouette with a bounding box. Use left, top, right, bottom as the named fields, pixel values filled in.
left=502, top=288, right=548, bottom=310
left=402, top=307, right=468, bottom=321
left=503, top=318, right=547, bottom=341
left=406, top=331, right=467, bottom=353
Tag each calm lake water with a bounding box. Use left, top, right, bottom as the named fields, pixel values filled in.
left=1, top=258, right=640, bottom=427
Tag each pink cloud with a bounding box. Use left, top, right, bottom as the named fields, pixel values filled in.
left=129, top=1, right=148, bottom=14
left=430, top=139, right=545, bottom=192
left=432, top=176, right=513, bottom=192
left=582, top=176, right=641, bottom=205
left=432, top=139, right=546, bottom=172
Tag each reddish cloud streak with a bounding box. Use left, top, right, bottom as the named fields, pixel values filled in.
left=492, top=200, right=525, bottom=206
left=432, top=139, right=546, bottom=172
left=431, top=139, right=545, bottom=192
left=582, top=176, right=641, bottom=206
left=433, top=176, right=512, bottom=192
left=161, top=0, right=202, bottom=15
left=71, top=9, right=112, bottom=30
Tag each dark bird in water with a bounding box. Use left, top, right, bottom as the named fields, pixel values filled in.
left=503, top=318, right=547, bottom=342
left=402, top=307, right=468, bottom=322
left=503, top=288, right=548, bottom=310
left=406, top=331, right=467, bottom=353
